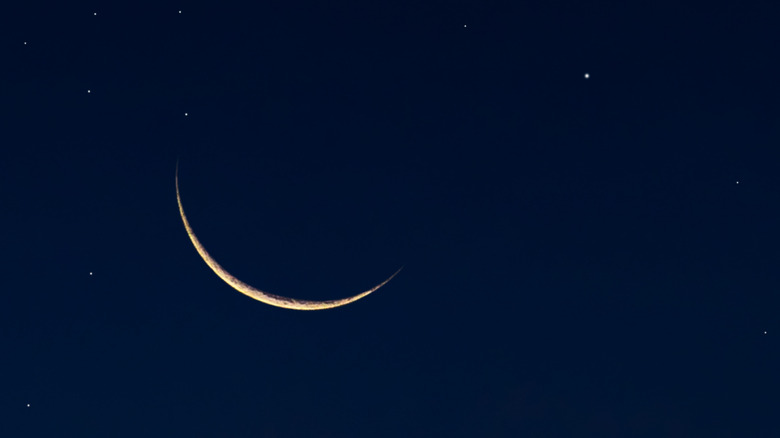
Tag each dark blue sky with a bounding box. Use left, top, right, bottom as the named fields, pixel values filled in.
left=3, top=0, right=779, bottom=436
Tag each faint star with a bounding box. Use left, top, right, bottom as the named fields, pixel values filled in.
left=584, top=73, right=590, bottom=79
left=93, top=12, right=97, bottom=16
left=23, top=41, right=27, bottom=45
left=179, top=10, right=182, bottom=14
left=736, top=181, right=739, bottom=184
left=89, top=272, right=93, bottom=276
left=87, top=89, right=91, bottom=94
left=184, top=112, right=188, bottom=117
left=27, top=404, right=30, bottom=407
left=463, top=24, right=467, bottom=28
left=764, top=331, right=768, bottom=335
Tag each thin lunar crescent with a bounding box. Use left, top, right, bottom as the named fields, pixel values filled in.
left=175, top=163, right=401, bottom=310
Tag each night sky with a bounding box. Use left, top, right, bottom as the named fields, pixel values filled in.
left=3, top=1, right=779, bottom=436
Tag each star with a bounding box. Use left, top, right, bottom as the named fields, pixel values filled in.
left=93, top=12, right=97, bottom=16
left=179, top=10, right=182, bottom=14
left=736, top=181, right=740, bottom=184
left=87, top=89, right=91, bottom=94
left=764, top=331, right=768, bottom=335
left=23, top=41, right=27, bottom=45
left=584, top=73, right=590, bottom=79
left=463, top=24, right=467, bottom=28
left=184, top=112, right=189, bottom=117
left=89, top=272, right=93, bottom=276
left=27, top=404, right=30, bottom=407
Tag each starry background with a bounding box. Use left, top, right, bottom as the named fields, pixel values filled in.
left=2, top=0, right=779, bottom=436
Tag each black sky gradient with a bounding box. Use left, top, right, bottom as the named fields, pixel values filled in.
left=3, top=0, right=779, bottom=436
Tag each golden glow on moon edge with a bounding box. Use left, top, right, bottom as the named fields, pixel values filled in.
left=176, top=163, right=401, bottom=310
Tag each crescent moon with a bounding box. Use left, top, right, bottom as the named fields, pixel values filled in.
left=175, top=163, right=401, bottom=310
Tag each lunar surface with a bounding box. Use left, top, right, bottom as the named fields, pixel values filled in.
left=176, top=163, right=401, bottom=310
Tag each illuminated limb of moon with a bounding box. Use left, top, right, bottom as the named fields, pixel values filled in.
left=176, top=163, right=401, bottom=310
